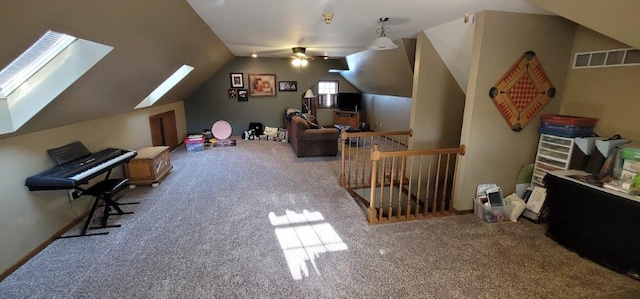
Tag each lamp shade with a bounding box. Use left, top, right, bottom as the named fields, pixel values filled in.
left=367, top=36, right=398, bottom=50
left=303, top=89, right=315, bottom=98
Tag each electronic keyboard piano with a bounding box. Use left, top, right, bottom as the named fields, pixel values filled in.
left=25, top=142, right=137, bottom=191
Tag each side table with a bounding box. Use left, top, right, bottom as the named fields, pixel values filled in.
left=334, top=124, right=360, bottom=133
left=334, top=125, right=363, bottom=146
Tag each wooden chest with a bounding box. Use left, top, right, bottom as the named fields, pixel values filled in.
left=124, top=146, right=172, bottom=187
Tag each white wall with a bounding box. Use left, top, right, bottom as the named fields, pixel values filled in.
left=424, top=17, right=475, bottom=93
left=0, top=102, right=186, bottom=274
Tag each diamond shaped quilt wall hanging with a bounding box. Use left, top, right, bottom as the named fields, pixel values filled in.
left=489, top=51, right=555, bottom=132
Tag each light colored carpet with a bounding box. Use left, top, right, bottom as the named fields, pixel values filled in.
left=1, top=140, right=638, bottom=298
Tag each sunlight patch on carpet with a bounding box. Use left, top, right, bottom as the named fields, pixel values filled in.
left=269, top=210, right=348, bottom=280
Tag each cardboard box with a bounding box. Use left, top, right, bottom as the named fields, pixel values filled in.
left=623, top=160, right=640, bottom=172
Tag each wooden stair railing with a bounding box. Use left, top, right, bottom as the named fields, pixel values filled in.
left=366, top=144, right=466, bottom=224
left=339, top=129, right=412, bottom=188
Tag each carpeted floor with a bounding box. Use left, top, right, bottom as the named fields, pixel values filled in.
left=1, top=140, right=638, bottom=298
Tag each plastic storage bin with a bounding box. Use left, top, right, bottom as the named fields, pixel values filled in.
left=538, top=115, right=598, bottom=138
left=538, top=126, right=594, bottom=138
left=541, top=115, right=598, bottom=127
left=474, top=197, right=510, bottom=223
left=185, top=137, right=204, bottom=151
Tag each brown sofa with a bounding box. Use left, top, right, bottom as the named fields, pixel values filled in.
left=285, top=114, right=339, bottom=157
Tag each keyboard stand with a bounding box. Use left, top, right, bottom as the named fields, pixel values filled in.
left=59, top=178, right=136, bottom=238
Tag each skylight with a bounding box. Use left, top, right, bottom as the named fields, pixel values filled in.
left=135, top=65, right=194, bottom=109
left=0, top=31, right=76, bottom=98
left=0, top=31, right=113, bottom=135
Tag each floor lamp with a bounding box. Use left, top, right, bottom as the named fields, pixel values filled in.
left=303, top=89, right=315, bottom=120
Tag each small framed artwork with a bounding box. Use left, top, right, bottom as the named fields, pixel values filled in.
left=248, top=73, right=277, bottom=97
left=278, top=81, right=297, bottom=92
left=230, top=73, right=244, bottom=88
left=228, top=89, right=237, bottom=99
left=237, top=89, right=248, bottom=101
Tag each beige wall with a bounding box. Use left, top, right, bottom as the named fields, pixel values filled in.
left=409, top=31, right=466, bottom=149
left=362, top=94, right=411, bottom=132
left=341, top=42, right=415, bottom=98
left=357, top=31, right=465, bottom=146
left=0, top=102, right=186, bottom=274
left=454, top=11, right=576, bottom=210
left=560, top=26, right=640, bottom=141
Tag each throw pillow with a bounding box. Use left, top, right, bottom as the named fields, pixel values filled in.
left=286, top=111, right=301, bottom=121
left=305, top=119, right=321, bottom=129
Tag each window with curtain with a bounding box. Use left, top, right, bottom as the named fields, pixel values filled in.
left=317, top=80, right=338, bottom=108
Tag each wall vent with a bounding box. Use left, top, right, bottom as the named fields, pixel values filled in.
left=573, top=48, right=640, bottom=69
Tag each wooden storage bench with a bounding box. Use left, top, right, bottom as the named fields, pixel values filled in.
left=124, top=146, right=172, bottom=188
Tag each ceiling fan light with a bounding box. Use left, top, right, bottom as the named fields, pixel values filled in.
left=300, top=59, right=308, bottom=66
left=292, top=58, right=301, bottom=67
left=292, top=47, right=306, bottom=56
left=367, top=36, right=398, bottom=51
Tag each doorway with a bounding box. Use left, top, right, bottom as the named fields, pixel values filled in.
left=149, top=110, right=178, bottom=150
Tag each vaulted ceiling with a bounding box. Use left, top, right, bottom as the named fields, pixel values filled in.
left=525, top=0, right=640, bottom=49
left=1, top=0, right=638, bottom=138
left=187, top=0, right=550, bottom=58
left=1, top=0, right=233, bottom=137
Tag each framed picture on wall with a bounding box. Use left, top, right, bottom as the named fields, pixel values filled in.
left=278, top=81, right=297, bottom=92
left=237, top=89, right=248, bottom=101
left=230, top=73, right=244, bottom=88
left=228, top=89, right=237, bottom=99
left=248, top=73, right=277, bottom=97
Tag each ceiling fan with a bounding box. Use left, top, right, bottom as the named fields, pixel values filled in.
left=290, top=47, right=327, bottom=67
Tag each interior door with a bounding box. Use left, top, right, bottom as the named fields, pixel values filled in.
left=149, top=110, right=178, bottom=151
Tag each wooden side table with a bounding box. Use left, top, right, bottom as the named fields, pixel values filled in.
left=333, top=110, right=359, bottom=128
left=124, top=146, right=172, bottom=188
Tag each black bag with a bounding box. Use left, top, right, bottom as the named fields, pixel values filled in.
left=249, top=122, right=263, bottom=135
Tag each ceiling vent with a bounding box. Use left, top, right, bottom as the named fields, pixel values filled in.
left=573, top=48, right=640, bottom=69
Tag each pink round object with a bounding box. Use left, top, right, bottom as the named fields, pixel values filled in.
left=212, top=120, right=232, bottom=140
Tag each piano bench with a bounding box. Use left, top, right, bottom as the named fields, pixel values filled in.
left=84, top=178, right=129, bottom=198
left=82, top=178, right=136, bottom=235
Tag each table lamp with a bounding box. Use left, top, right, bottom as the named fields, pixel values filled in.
left=303, top=89, right=315, bottom=115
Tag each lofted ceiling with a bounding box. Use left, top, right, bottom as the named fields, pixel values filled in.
left=187, top=0, right=551, bottom=59
left=525, top=0, right=640, bottom=49
left=0, top=0, right=233, bottom=138
left=2, top=0, right=637, bottom=138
